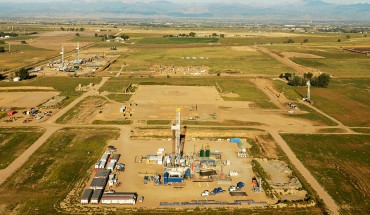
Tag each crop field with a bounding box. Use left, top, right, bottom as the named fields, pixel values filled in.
left=294, top=79, right=370, bottom=127
left=109, top=46, right=296, bottom=75
left=0, top=44, right=56, bottom=71
left=0, top=127, right=44, bottom=169
left=100, top=77, right=277, bottom=109
left=0, top=127, right=119, bottom=214
left=282, top=134, right=370, bottom=214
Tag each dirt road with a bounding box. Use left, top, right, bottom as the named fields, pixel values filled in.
left=47, top=77, right=110, bottom=124
left=0, top=126, right=60, bottom=184
left=0, top=77, right=110, bottom=185
left=267, top=129, right=340, bottom=214
left=298, top=101, right=354, bottom=133
left=0, top=75, right=348, bottom=214
left=257, top=46, right=318, bottom=75
left=253, top=78, right=288, bottom=110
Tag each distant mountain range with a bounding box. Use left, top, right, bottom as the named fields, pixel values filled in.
left=1, top=0, right=369, bottom=21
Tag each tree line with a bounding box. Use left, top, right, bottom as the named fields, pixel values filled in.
left=280, top=72, right=331, bottom=88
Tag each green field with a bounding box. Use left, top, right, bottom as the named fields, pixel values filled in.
left=352, top=128, right=370, bottom=134
left=109, top=46, right=296, bottom=75
left=106, top=93, right=133, bottom=103
left=0, top=44, right=56, bottom=70
left=295, top=79, right=370, bottom=127
left=100, top=77, right=277, bottom=109
left=0, top=127, right=44, bottom=169
left=273, top=79, right=370, bottom=127
left=137, top=37, right=219, bottom=44
left=282, top=134, right=370, bottom=214
left=56, top=96, right=107, bottom=124
left=0, top=127, right=120, bottom=214
left=288, top=104, right=338, bottom=126
left=266, top=45, right=370, bottom=77
left=68, top=36, right=101, bottom=42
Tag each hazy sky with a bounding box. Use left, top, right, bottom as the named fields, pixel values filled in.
left=1, top=0, right=370, bottom=3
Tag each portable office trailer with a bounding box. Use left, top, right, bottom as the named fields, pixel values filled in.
left=90, top=178, right=108, bottom=190
left=100, top=153, right=109, bottom=162
left=111, top=154, right=121, bottom=162
left=90, top=189, right=104, bottom=204
left=81, top=189, right=94, bottom=204
left=99, top=161, right=106, bottom=169
left=95, top=168, right=111, bottom=179
left=107, top=161, right=116, bottom=171
left=101, top=192, right=137, bottom=205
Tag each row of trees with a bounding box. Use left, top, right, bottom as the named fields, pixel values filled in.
left=0, top=32, right=18, bottom=37
left=280, top=72, right=331, bottom=88
left=94, top=34, right=129, bottom=41
left=60, top=27, right=85, bottom=32
left=163, top=32, right=225, bottom=38
left=15, top=68, right=31, bottom=80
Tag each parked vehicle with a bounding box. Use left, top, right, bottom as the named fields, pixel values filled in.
left=237, top=182, right=245, bottom=189
left=229, top=182, right=245, bottom=192
left=229, top=186, right=237, bottom=192
left=211, top=187, right=224, bottom=195
left=201, top=190, right=209, bottom=197
left=104, top=190, right=115, bottom=194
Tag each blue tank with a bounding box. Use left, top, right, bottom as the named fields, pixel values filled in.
left=185, top=169, right=191, bottom=178
left=163, top=172, right=169, bottom=184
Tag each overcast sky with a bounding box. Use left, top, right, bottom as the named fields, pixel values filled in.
left=1, top=0, right=370, bottom=3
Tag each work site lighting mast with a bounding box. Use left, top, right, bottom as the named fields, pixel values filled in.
left=307, top=80, right=311, bottom=101
left=60, top=46, right=64, bottom=71
left=76, top=42, right=80, bottom=61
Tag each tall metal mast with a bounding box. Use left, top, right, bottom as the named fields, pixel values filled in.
left=171, top=108, right=181, bottom=166
left=60, top=46, right=64, bottom=71
left=307, top=80, right=311, bottom=101
left=76, top=42, right=80, bottom=61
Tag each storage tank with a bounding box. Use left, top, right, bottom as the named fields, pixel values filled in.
left=185, top=168, right=191, bottom=178
left=200, top=146, right=205, bottom=157
left=205, top=143, right=210, bottom=157
left=163, top=172, right=169, bottom=184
